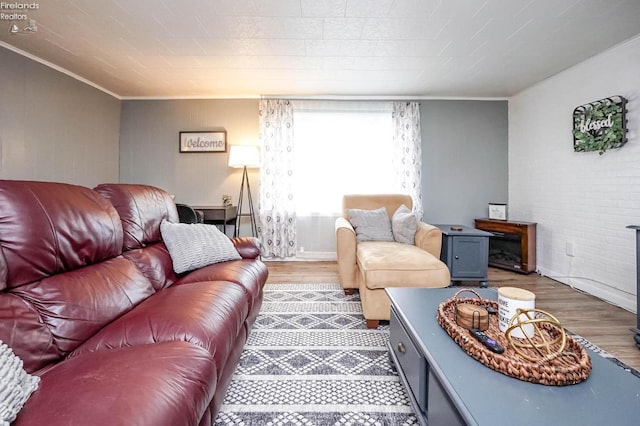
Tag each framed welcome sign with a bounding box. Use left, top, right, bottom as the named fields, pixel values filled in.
left=179, top=131, right=227, bottom=153
left=573, top=96, right=627, bottom=155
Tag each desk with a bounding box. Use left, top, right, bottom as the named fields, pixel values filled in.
left=192, top=205, right=237, bottom=236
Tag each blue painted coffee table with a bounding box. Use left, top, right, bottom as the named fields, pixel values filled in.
left=387, top=287, right=640, bottom=426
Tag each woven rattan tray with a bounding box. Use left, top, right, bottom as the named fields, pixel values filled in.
left=436, top=289, right=592, bottom=386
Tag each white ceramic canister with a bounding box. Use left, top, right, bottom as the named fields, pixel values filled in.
left=498, top=287, right=536, bottom=339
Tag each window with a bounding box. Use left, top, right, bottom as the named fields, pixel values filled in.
left=292, top=101, right=395, bottom=215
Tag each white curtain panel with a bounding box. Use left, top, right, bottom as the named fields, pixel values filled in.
left=392, top=101, right=424, bottom=220
left=258, top=99, right=297, bottom=258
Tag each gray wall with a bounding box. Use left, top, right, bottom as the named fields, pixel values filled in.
left=421, top=100, right=508, bottom=227
left=0, top=47, right=120, bottom=186
left=119, top=98, right=508, bottom=254
left=119, top=99, right=260, bottom=235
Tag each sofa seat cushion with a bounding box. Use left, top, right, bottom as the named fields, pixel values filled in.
left=16, top=342, right=216, bottom=426
left=71, top=281, right=249, bottom=376
left=356, top=241, right=450, bottom=290
left=176, top=259, right=268, bottom=318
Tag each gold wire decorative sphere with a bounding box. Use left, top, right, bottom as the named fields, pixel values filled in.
left=505, top=308, right=567, bottom=363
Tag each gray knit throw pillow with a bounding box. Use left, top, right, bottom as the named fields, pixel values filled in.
left=0, top=340, right=40, bottom=426
left=160, top=221, right=241, bottom=274
left=347, top=207, right=394, bottom=242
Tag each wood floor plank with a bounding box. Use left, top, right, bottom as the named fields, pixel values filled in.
left=264, top=260, right=640, bottom=371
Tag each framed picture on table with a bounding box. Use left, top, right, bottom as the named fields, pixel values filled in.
left=488, top=203, right=507, bottom=220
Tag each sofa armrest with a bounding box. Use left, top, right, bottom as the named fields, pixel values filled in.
left=335, top=217, right=358, bottom=289
left=415, top=222, right=443, bottom=258
left=232, top=237, right=261, bottom=259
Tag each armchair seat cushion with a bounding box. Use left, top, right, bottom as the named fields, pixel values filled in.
left=357, top=242, right=450, bottom=290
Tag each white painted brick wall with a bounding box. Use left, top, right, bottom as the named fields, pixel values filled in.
left=509, top=35, right=640, bottom=313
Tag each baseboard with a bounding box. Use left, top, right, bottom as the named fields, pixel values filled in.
left=539, top=267, right=636, bottom=314
left=296, top=251, right=337, bottom=261
left=264, top=251, right=337, bottom=262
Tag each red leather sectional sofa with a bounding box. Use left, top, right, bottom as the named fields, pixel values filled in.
left=0, top=180, right=268, bottom=425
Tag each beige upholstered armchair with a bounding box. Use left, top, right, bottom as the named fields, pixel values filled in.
left=335, top=194, right=451, bottom=328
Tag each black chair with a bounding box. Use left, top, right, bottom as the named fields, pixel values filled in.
left=176, top=203, right=203, bottom=224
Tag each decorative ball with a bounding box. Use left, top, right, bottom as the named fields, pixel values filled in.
left=505, top=308, right=567, bottom=363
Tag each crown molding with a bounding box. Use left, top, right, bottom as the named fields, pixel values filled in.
left=0, top=41, right=121, bottom=100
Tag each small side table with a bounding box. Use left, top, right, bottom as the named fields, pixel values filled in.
left=435, top=224, right=493, bottom=287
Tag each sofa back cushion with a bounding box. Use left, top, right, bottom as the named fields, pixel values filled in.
left=0, top=180, right=123, bottom=290
left=342, top=194, right=413, bottom=220
left=0, top=180, right=155, bottom=373
left=93, top=183, right=179, bottom=251
left=94, top=184, right=180, bottom=291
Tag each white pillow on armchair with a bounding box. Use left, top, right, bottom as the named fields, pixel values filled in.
left=391, top=204, right=419, bottom=244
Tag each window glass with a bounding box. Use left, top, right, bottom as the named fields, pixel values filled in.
left=293, top=105, right=395, bottom=215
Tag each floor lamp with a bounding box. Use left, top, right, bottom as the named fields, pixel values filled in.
left=228, top=145, right=260, bottom=238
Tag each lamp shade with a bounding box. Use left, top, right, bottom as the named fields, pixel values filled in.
left=228, top=145, right=260, bottom=168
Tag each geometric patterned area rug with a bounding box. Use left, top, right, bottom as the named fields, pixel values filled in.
left=214, top=283, right=419, bottom=425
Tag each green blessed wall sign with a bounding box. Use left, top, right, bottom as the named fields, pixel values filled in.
left=573, top=96, right=628, bottom=155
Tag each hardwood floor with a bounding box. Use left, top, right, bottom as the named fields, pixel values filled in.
left=264, top=260, right=640, bottom=371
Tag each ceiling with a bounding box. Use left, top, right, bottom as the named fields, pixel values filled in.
left=1, top=0, right=639, bottom=99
